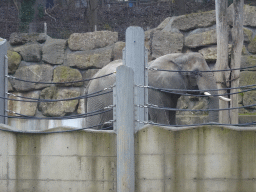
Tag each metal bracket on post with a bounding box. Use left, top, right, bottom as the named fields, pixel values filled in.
left=124, top=26, right=146, bottom=131
left=116, top=65, right=135, bottom=192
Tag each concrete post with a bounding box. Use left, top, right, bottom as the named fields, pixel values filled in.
left=0, top=38, right=7, bottom=124
left=124, top=26, right=147, bottom=131
left=116, top=65, right=135, bottom=192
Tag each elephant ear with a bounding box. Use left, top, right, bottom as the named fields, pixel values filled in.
left=158, top=70, right=187, bottom=93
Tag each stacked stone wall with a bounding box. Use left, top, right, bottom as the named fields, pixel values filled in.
left=6, top=4, right=256, bottom=127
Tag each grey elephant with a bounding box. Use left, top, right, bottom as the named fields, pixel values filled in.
left=86, top=52, right=229, bottom=129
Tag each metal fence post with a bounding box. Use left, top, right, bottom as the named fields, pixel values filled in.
left=116, top=65, right=135, bottom=192
left=0, top=38, right=7, bottom=124
left=124, top=26, right=147, bottom=131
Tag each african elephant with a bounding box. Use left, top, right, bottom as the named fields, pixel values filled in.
left=86, top=53, right=228, bottom=129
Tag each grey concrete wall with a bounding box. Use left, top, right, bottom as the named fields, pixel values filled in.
left=1, top=124, right=256, bottom=192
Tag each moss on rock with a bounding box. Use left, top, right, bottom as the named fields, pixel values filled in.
left=7, top=50, right=21, bottom=74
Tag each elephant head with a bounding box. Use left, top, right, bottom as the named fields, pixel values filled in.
left=86, top=53, right=229, bottom=129
left=148, top=52, right=230, bottom=125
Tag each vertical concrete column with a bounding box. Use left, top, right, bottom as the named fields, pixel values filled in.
left=116, top=65, right=135, bottom=192
left=0, top=38, right=7, bottom=124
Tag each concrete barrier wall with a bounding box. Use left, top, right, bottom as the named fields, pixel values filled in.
left=1, top=124, right=256, bottom=192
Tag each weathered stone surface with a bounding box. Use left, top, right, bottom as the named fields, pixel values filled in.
left=38, top=87, right=80, bottom=116
left=53, top=66, right=83, bottom=87
left=8, top=80, right=13, bottom=92
left=172, top=10, right=216, bottom=31
left=156, top=17, right=172, bottom=30
left=152, top=31, right=183, bottom=58
left=11, top=64, right=53, bottom=91
left=113, top=41, right=125, bottom=60
left=66, top=46, right=112, bottom=69
left=199, top=45, right=232, bottom=62
left=248, top=36, right=256, bottom=54
left=81, top=69, right=100, bottom=88
left=243, top=27, right=253, bottom=43
left=244, top=4, right=256, bottom=27
left=185, top=29, right=217, bottom=48
left=42, top=38, right=67, bottom=65
left=243, top=90, right=256, bottom=109
left=240, top=55, right=256, bottom=69
left=240, top=71, right=256, bottom=90
left=9, top=32, right=47, bottom=45
left=68, top=31, right=118, bottom=51
left=7, top=50, right=21, bottom=74
left=13, top=43, right=42, bottom=62
left=8, top=91, right=40, bottom=116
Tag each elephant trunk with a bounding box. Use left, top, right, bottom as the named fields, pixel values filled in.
left=197, top=74, right=220, bottom=123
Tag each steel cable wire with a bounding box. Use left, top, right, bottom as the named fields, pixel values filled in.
left=6, top=72, right=115, bottom=84
left=147, top=64, right=256, bottom=73
left=146, top=102, right=256, bottom=112
left=0, top=123, right=113, bottom=134
left=146, top=121, right=256, bottom=127
left=6, top=108, right=113, bottom=120
left=5, top=90, right=113, bottom=103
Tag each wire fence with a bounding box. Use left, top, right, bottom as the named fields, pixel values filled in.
left=3, top=61, right=256, bottom=133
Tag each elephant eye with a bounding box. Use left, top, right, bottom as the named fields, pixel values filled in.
left=191, top=69, right=202, bottom=77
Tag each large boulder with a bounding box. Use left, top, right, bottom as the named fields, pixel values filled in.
left=185, top=28, right=217, bottom=48
left=243, top=27, right=253, bottom=43
left=8, top=91, right=40, bottom=116
left=248, top=36, right=256, bottom=54
left=42, top=38, right=67, bottom=65
left=171, top=10, right=216, bottom=31
left=9, top=32, right=47, bottom=45
left=113, top=41, right=125, bottom=60
left=199, top=45, right=232, bottom=62
left=13, top=43, right=42, bottom=62
left=151, top=31, right=183, bottom=58
left=68, top=31, right=118, bottom=51
left=11, top=64, right=53, bottom=91
left=243, top=90, right=256, bottom=109
left=81, top=69, right=100, bottom=88
left=66, top=45, right=113, bottom=69
left=7, top=50, right=21, bottom=74
left=53, top=66, right=83, bottom=87
left=240, top=55, right=256, bottom=69
left=38, top=86, right=80, bottom=116
left=240, top=71, right=256, bottom=89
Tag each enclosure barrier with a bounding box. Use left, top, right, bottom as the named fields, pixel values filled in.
left=1, top=26, right=256, bottom=191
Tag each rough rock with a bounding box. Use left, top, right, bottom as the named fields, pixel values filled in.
left=243, top=90, right=256, bottom=109
left=240, top=71, right=256, bottom=90
left=240, top=55, right=256, bottom=69
left=53, top=66, right=83, bottom=87
left=185, top=28, right=217, bottom=48
left=244, top=4, right=256, bottom=27
left=81, top=69, right=100, bottom=88
left=11, top=64, right=53, bottom=91
left=66, top=45, right=113, bottom=69
left=152, top=30, right=183, bottom=58
left=9, top=33, right=48, bottom=45
left=113, top=41, right=125, bottom=60
left=243, top=27, right=253, bottom=43
left=68, top=31, right=118, bottom=51
left=199, top=45, right=232, bottom=62
left=248, top=36, right=256, bottom=54
left=8, top=91, right=40, bottom=116
left=38, top=87, right=80, bottom=117
left=13, top=43, right=42, bottom=62
left=172, top=10, right=216, bottom=31
left=42, top=38, right=67, bottom=65
left=7, top=50, right=21, bottom=74
left=8, top=80, right=13, bottom=92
